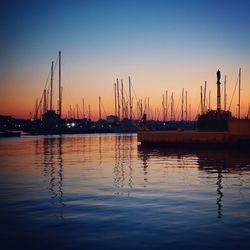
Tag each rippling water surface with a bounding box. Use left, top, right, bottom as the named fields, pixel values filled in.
left=0, top=134, right=250, bottom=249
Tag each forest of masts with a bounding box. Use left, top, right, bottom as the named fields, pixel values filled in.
left=33, top=52, right=249, bottom=121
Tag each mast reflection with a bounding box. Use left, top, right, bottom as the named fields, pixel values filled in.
left=113, top=135, right=134, bottom=196
left=43, top=136, right=64, bottom=219
left=138, top=146, right=250, bottom=219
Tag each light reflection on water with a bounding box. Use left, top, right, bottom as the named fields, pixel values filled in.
left=0, top=134, right=250, bottom=249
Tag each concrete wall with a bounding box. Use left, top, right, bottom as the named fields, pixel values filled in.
left=228, top=119, right=250, bottom=135
left=138, top=131, right=229, bottom=144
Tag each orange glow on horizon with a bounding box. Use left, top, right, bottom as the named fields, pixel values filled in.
left=1, top=61, right=250, bottom=121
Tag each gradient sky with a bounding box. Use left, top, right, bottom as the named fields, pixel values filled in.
left=0, top=0, right=250, bottom=120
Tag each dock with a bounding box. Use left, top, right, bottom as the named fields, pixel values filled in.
left=138, top=119, right=250, bottom=147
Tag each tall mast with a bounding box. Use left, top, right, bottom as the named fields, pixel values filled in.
left=162, top=94, right=165, bottom=121
left=140, top=99, right=143, bottom=119
left=43, top=89, right=46, bottom=114
left=148, top=97, right=150, bottom=120
left=82, top=98, right=85, bottom=118
left=99, top=96, right=101, bottom=120
left=200, top=85, right=203, bottom=114
left=114, top=83, right=117, bottom=117
left=238, top=68, right=241, bottom=119
left=185, top=90, right=187, bottom=121
left=181, top=88, right=184, bottom=121
left=189, top=104, right=191, bottom=121
left=116, top=79, right=120, bottom=120
left=46, top=90, right=49, bottom=111
left=59, top=51, right=62, bottom=118
left=224, top=75, right=227, bottom=111
left=50, top=61, right=54, bottom=110
left=204, top=81, right=207, bottom=113
left=129, top=76, right=132, bottom=120
left=165, top=90, right=168, bottom=121
left=209, top=90, right=211, bottom=110
left=121, top=80, right=124, bottom=120
left=88, top=104, right=91, bottom=120
left=171, top=92, right=173, bottom=121
left=76, top=104, right=79, bottom=119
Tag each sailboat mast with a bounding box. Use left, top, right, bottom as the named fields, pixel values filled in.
left=121, top=80, right=124, bottom=120
left=238, top=68, right=241, bottom=119
left=185, top=90, right=187, bottom=121
left=181, top=88, right=184, bottom=121
left=116, top=79, right=120, bottom=120
left=204, top=81, right=207, bottom=113
left=82, top=98, right=85, bottom=119
left=224, top=75, right=227, bottom=111
left=50, top=61, right=54, bottom=110
left=129, top=76, right=132, bottom=120
left=59, top=51, right=62, bottom=118
left=99, top=96, right=101, bottom=120
left=43, top=89, right=46, bottom=114
left=114, top=83, right=117, bottom=117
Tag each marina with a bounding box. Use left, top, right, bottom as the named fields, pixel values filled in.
left=1, top=1, right=250, bottom=249
left=1, top=134, right=250, bottom=249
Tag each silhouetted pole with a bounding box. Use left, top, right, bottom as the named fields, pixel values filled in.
left=116, top=79, right=120, bottom=120
left=70, top=105, right=72, bottom=118
left=82, top=98, right=85, bottom=118
left=129, top=76, right=132, bottom=120
left=43, top=89, right=47, bottom=114
left=162, top=94, right=165, bottom=121
left=76, top=104, right=79, bottom=119
left=114, top=83, right=117, bottom=116
left=121, top=80, right=124, bottom=120
left=50, top=61, right=54, bottom=110
left=238, top=68, right=241, bottom=119
left=46, top=90, right=49, bottom=111
left=147, top=97, right=149, bottom=120
left=59, top=51, right=62, bottom=118
left=224, top=75, right=227, bottom=111
left=181, top=88, right=184, bottom=121
left=189, top=104, right=191, bottom=121
left=200, top=85, right=203, bottom=114
left=185, top=90, right=187, bottom=121
left=209, top=90, right=211, bottom=110
left=88, top=104, right=91, bottom=120
left=165, top=90, right=168, bottom=121
left=216, top=70, right=221, bottom=112
left=171, top=92, right=173, bottom=121
left=99, top=96, right=101, bottom=120
left=204, top=81, right=207, bottom=113
left=140, top=99, right=143, bottom=119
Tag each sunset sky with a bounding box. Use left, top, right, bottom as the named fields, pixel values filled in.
left=0, top=0, right=250, bottom=120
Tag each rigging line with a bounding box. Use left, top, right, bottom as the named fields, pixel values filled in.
left=229, top=77, right=239, bottom=111
left=175, top=94, right=181, bottom=116
left=34, top=54, right=59, bottom=115
left=131, top=83, right=139, bottom=103
left=101, top=102, right=107, bottom=118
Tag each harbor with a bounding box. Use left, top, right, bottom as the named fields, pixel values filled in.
left=1, top=1, right=250, bottom=250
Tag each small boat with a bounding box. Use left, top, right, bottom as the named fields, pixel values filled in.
left=0, top=131, right=21, bottom=138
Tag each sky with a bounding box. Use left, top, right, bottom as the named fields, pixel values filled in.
left=0, top=0, right=250, bottom=120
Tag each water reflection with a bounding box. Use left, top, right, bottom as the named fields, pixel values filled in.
left=43, top=136, right=64, bottom=219
left=138, top=146, right=250, bottom=219
left=113, top=135, right=134, bottom=196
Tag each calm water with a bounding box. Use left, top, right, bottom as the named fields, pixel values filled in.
left=0, top=134, right=250, bottom=249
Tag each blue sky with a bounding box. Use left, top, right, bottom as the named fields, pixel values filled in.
left=1, top=0, right=250, bottom=118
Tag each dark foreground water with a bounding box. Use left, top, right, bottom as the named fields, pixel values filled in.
left=0, top=134, right=250, bottom=250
